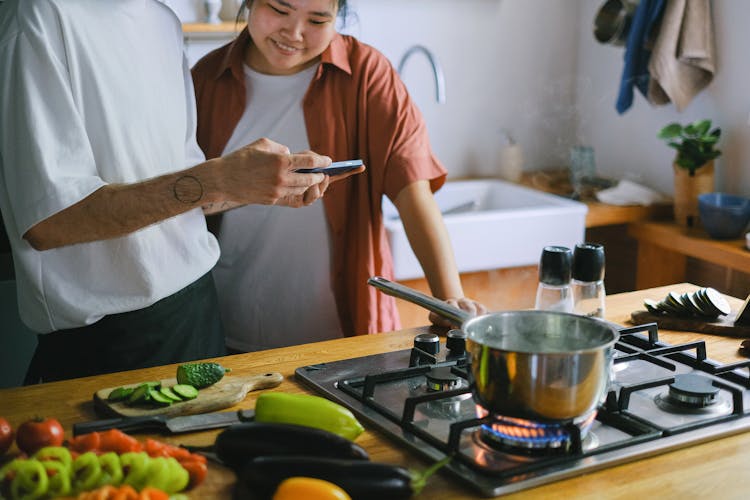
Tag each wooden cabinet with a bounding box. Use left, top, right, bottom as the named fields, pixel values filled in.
left=396, top=266, right=538, bottom=328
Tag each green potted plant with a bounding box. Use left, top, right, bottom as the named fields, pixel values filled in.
left=657, top=119, right=721, bottom=227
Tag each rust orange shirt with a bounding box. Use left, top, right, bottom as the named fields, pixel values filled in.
left=191, top=30, right=447, bottom=336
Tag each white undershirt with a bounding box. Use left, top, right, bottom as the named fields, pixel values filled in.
left=213, top=64, right=343, bottom=352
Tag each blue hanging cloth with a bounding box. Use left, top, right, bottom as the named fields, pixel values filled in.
left=615, top=0, right=667, bottom=114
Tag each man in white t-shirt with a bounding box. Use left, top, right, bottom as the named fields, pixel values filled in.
left=0, top=0, right=348, bottom=382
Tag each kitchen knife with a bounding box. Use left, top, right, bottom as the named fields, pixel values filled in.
left=73, top=409, right=254, bottom=436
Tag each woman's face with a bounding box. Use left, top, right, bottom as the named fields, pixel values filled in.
left=245, top=0, right=338, bottom=75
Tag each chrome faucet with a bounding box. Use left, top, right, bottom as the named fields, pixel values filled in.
left=397, top=45, right=446, bottom=104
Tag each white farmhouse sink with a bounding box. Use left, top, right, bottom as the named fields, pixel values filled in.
left=383, top=179, right=588, bottom=280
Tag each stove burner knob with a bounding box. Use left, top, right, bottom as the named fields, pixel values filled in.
left=446, top=329, right=466, bottom=355
left=414, top=333, right=440, bottom=355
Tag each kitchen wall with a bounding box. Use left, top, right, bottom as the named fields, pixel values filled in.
left=354, top=0, right=750, bottom=197
left=174, top=0, right=750, bottom=197
left=343, top=0, right=581, bottom=178
left=576, top=0, right=750, bottom=198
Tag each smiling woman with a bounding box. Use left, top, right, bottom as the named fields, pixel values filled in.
left=243, top=0, right=342, bottom=75
left=233, top=0, right=349, bottom=75
left=191, top=0, right=485, bottom=353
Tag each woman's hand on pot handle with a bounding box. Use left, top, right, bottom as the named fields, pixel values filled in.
left=428, top=297, right=487, bottom=328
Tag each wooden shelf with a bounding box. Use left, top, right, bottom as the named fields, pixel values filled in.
left=628, top=220, right=750, bottom=288
left=585, top=201, right=672, bottom=227
left=182, top=22, right=242, bottom=34
left=629, top=221, right=750, bottom=272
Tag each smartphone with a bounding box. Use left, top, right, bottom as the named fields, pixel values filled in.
left=295, top=159, right=364, bottom=176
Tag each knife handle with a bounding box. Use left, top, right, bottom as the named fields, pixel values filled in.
left=73, top=415, right=167, bottom=436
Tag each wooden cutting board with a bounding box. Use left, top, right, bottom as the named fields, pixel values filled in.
left=93, top=372, right=283, bottom=418
left=630, top=310, right=750, bottom=338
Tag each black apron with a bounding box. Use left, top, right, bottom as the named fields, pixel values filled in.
left=24, top=272, right=225, bottom=384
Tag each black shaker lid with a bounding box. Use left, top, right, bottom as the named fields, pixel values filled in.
left=572, top=243, right=606, bottom=282
left=539, top=246, right=572, bottom=286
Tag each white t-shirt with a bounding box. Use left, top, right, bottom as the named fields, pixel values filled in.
left=214, top=64, right=343, bottom=352
left=0, top=0, right=219, bottom=333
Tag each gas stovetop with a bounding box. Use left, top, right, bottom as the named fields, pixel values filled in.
left=295, top=323, right=750, bottom=497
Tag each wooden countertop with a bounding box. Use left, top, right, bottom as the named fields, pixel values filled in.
left=1, top=285, right=747, bottom=499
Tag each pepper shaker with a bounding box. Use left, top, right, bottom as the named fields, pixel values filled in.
left=535, top=246, right=574, bottom=313
left=571, top=243, right=606, bottom=318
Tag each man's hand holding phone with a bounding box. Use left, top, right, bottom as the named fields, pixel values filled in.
left=295, top=159, right=365, bottom=176
left=286, top=158, right=365, bottom=207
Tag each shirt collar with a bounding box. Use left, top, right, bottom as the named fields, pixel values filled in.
left=214, top=28, right=250, bottom=82
left=320, top=33, right=352, bottom=75
left=212, top=29, right=352, bottom=81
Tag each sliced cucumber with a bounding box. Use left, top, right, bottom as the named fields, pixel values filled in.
left=108, top=380, right=196, bottom=407
left=128, top=383, right=153, bottom=405
left=159, top=386, right=183, bottom=402
left=172, top=384, right=199, bottom=400
left=148, top=388, right=173, bottom=406
left=107, top=386, right=135, bottom=402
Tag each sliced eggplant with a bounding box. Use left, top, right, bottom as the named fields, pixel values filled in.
left=647, top=288, right=729, bottom=320
left=643, top=298, right=661, bottom=314
left=705, top=287, right=731, bottom=316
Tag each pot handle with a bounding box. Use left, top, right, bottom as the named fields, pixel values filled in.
left=367, top=276, right=472, bottom=325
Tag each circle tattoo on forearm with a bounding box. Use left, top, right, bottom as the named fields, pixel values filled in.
left=173, top=175, right=204, bottom=204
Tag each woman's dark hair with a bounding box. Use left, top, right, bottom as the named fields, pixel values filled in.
left=236, top=0, right=349, bottom=26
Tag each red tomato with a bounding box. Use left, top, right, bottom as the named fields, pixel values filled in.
left=15, top=417, right=64, bottom=455
left=0, top=417, right=13, bottom=454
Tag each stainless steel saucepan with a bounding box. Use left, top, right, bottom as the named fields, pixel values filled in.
left=368, top=276, right=619, bottom=423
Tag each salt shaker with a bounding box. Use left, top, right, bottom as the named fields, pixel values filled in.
left=535, top=246, right=574, bottom=313
left=571, top=243, right=606, bottom=318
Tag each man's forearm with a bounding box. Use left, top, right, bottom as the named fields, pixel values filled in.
left=202, top=200, right=243, bottom=215
left=24, top=160, right=223, bottom=250
left=22, top=139, right=332, bottom=250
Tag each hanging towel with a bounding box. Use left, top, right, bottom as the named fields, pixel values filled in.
left=615, top=0, right=667, bottom=114
left=647, top=0, right=716, bottom=112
